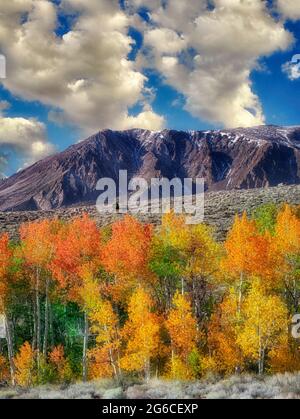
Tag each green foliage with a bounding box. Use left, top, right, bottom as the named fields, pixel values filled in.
left=149, top=242, right=184, bottom=280
left=188, top=348, right=202, bottom=378
left=251, top=203, right=279, bottom=235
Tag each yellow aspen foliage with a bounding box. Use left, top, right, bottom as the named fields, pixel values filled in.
left=120, top=288, right=161, bottom=380
left=166, top=292, right=197, bottom=360
left=159, top=213, right=220, bottom=279
left=78, top=265, right=102, bottom=313
left=207, top=290, right=244, bottom=375
left=183, top=224, right=221, bottom=322
left=221, top=212, right=274, bottom=306
left=237, top=279, right=288, bottom=375
left=156, top=213, right=221, bottom=318
left=271, top=205, right=300, bottom=309
left=184, top=224, right=221, bottom=281
left=160, top=212, right=191, bottom=251
left=89, top=299, right=121, bottom=379
left=14, top=342, right=36, bottom=387
left=165, top=292, right=198, bottom=379
left=166, top=355, right=195, bottom=381
left=274, top=205, right=300, bottom=255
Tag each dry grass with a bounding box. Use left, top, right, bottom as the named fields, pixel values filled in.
left=1, top=373, right=300, bottom=399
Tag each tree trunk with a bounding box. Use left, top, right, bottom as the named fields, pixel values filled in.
left=103, top=324, right=118, bottom=380
left=82, top=311, right=89, bottom=382
left=49, top=303, right=54, bottom=348
left=238, top=272, right=244, bottom=314
left=32, top=295, right=37, bottom=351
left=258, top=347, right=265, bottom=376
left=4, top=313, right=15, bottom=386
left=258, top=327, right=265, bottom=376
left=116, top=339, right=122, bottom=380
left=109, top=347, right=118, bottom=379
left=43, top=279, right=50, bottom=357
left=36, top=269, right=41, bottom=371
left=145, top=358, right=151, bottom=382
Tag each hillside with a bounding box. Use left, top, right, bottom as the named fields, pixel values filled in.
left=0, top=126, right=300, bottom=211
left=1, top=184, right=299, bottom=241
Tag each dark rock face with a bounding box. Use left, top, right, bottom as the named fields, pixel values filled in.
left=0, top=125, right=300, bottom=211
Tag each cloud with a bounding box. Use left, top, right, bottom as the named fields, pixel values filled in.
left=123, top=105, right=165, bottom=130
left=282, top=58, right=300, bottom=80
left=125, top=0, right=161, bottom=13
left=0, top=0, right=164, bottom=134
left=144, top=28, right=187, bottom=55
left=277, top=0, right=300, bottom=21
left=129, top=0, right=294, bottom=128
left=0, top=0, right=298, bottom=145
left=0, top=104, right=55, bottom=174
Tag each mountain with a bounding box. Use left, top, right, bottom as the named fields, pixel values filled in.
left=0, top=125, right=300, bottom=211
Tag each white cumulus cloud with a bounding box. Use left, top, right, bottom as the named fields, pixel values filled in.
left=0, top=101, right=55, bottom=174
left=277, top=0, right=300, bottom=21
left=129, top=0, right=294, bottom=128
left=0, top=0, right=164, bottom=135
left=282, top=57, right=300, bottom=80
left=0, top=0, right=299, bottom=171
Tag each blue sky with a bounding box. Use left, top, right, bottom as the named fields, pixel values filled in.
left=0, top=0, right=300, bottom=176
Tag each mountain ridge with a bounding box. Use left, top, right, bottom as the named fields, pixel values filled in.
left=0, top=125, right=300, bottom=211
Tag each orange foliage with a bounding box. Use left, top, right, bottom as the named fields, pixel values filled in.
left=20, top=220, right=61, bottom=271
left=14, top=342, right=36, bottom=387
left=221, top=212, right=276, bottom=307
left=269, top=337, right=300, bottom=374
left=49, top=345, right=72, bottom=382
left=51, top=214, right=102, bottom=303
left=222, top=212, right=267, bottom=280
left=0, top=355, right=9, bottom=382
left=102, top=215, right=153, bottom=301
left=207, top=291, right=243, bottom=375
left=88, top=347, right=114, bottom=380
left=0, top=233, right=12, bottom=308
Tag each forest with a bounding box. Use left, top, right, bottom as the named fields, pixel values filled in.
left=0, top=203, right=300, bottom=388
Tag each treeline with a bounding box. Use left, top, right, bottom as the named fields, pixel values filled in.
left=0, top=203, right=300, bottom=387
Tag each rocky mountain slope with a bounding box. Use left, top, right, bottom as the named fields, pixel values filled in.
left=0, top=125, right=300, bottom=211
